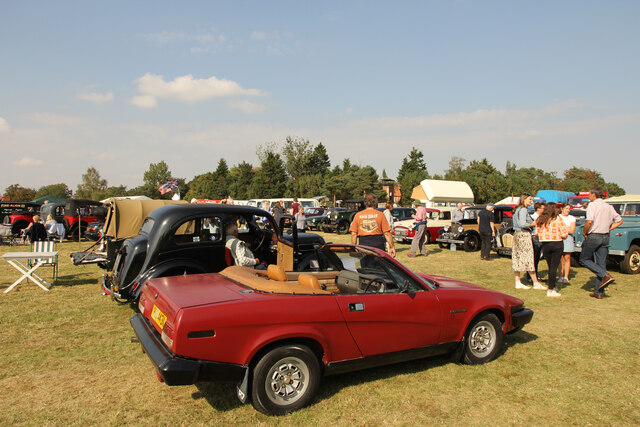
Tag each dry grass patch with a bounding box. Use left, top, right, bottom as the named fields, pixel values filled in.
left=1, top=236, right=639, bottom=425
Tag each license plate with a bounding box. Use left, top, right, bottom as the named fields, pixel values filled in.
left=151, top=305, right=167, bottom=329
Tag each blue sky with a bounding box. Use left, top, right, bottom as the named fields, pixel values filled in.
left=1, top=1, right=639, bottom=195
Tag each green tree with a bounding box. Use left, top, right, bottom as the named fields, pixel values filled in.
left=100, top=185, right=129, bottom=199
left=282, top=136, right=314, bottom=195
left=211, top=159, right=230, bottom=198
left=142, top=161, right=174, bottom=198
left=443, top=156, right=466, bottom=181
left=228, top=162, right=255, bottom=199
left=306, top=142, right=331, bottom=176
left=459, top=159, right=507, bottom=204
left=558, top=167, right=605, bottom=193
left=250, top=150, right=287, bottom=198
left=298, top=174, right=327, bottom=198
left=4, top=184, right=37, bottom=201
left=505, top=165, right=558, bottom=196
left=35, top=183, right=72, bottom=200
left=397, top=147, right=429, bottom=205
left=76, top=167, right=107, bottom=200
left=184, top=172, right=216, bottom=201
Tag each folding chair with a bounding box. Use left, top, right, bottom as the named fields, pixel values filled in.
left=30, top=240, right=59, bottom=281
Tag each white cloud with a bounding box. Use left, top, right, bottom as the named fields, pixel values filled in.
left=13, top=157, right=44, bottom=167
left=133, top=73, right=265, bottom=103
left=130, top=95, right=158, bottom=109
left=227, top=100, right=267, bottom=115
left=77, top=91, right=114, bottom=105
left=0, top=117, right=10, bottom=133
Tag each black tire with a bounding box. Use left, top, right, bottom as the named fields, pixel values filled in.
left=463, top=313, right=503, bottom=364
left=68, top=224, right=86, bottom=240
left=463, top=234, right=480, bottom=252
left=438, top=242, right=448, bottom=249
left=337, top=221, right=349, bottom=234
left=620, top=244, right=640, bottom=274
left=251, top=344, right=321, bottom=416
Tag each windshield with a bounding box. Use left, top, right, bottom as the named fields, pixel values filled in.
left=319, top=246, right=426, bottom=293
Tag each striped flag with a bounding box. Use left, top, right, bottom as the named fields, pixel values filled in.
left=158, top=180, right=178, bottom=195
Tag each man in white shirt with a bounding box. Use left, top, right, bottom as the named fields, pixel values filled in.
left=452, top=203, right=464, bottom=224
left=225, top=222, right=265, bottom=269
left=580, top=188, right=623, bottom=299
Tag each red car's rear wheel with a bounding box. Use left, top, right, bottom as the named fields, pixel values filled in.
left=251, top=344, right=320, bottom=415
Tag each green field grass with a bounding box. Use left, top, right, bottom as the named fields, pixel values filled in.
left=1, top=234, right=639, bottom=425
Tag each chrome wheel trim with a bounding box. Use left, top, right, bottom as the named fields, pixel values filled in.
left=468, top=320, right=496, bottom=357
left=265, top=356, right=309, bottom=405
left=630, top=251, right=640, bottom=272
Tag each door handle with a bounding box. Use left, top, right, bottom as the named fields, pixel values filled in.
left=349, top=302, right=364, bottom=312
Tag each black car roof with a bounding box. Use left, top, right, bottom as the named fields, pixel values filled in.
left=147, top=203, right=272, bottom=222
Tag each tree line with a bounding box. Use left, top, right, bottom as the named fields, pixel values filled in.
left=2, top=136, right=626, bottom=205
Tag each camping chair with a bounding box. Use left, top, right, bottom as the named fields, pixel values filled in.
left=30, top=241, right=59, bottom=281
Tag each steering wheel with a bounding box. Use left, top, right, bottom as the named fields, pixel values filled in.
left=363, top=278, right=386, bottom=293
left=252, top=229, right=267, bottom=253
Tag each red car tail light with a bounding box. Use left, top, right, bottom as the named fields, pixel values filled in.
left=161, top=322, right=175, bottom=349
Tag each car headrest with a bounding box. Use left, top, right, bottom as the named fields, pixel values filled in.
left=267, top=264, right=287, bottom=281
left=298, top=273, right=321, bottom=290
left=336, top=270, right=360, bottom=294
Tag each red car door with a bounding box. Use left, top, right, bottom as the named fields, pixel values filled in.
left=335, top=290, right=441, bottom=357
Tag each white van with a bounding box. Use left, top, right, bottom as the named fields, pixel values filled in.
left=250, top=198, right=321, bottom=211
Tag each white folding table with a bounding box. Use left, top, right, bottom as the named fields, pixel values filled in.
left=2, top=251, right=58, bottom=293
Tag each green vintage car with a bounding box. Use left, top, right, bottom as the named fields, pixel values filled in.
left=574, top=195, right=640, bottom=274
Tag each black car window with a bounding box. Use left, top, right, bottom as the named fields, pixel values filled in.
left=171, top=216, right=224, bottom=244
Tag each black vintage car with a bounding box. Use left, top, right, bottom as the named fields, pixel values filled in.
left=322, top=199, right=365, bottom=234
left=103, top=204, right=325, bottom=302
left=436, top=205, right=514, bottom=252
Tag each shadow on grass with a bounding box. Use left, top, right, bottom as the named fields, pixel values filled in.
left=53, top=273, right=101, bottom=287
left=193, top=383, right=245, bottom=412
left=191, top=330, right=539, bottom=413
left=580, top=277, right=598, bottom=292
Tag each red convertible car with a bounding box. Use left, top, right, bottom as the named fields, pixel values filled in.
left=131, top=244, right=533, bottom=415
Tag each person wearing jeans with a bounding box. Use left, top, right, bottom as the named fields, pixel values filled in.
left=408, top=203, right=427, bottom=257
left=579, top=189, right=623, bottom=299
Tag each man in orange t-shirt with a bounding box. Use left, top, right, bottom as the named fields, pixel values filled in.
left=349, top=193, right=396, bottom=257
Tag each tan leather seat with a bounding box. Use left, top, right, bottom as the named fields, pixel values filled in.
left=298, top=273, right=322, bottom=290
left=267, top=264, right=287, bottom=281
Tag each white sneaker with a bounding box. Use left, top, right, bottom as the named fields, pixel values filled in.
left=547, top=289, right=561, bottom=297
left=532, top=282, right=547, bottom=290
left=561, top=277, right=570, bottom=284
left=515, top=282, right=532, bottom=289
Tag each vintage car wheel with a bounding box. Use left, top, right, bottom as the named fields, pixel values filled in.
left=463, top=313, right=503, bottom=364
left=438, top=242, right=448, bottom=249
left=251, top=344, right=321, bottom=415
left=337, top=222, right=349, bottom=234
left=463, top=234, right=480, bottom=252
left=620, top=244, right=640, bottom=274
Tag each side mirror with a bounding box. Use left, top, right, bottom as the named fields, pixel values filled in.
left=399, top=279, right=410, bottom=293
